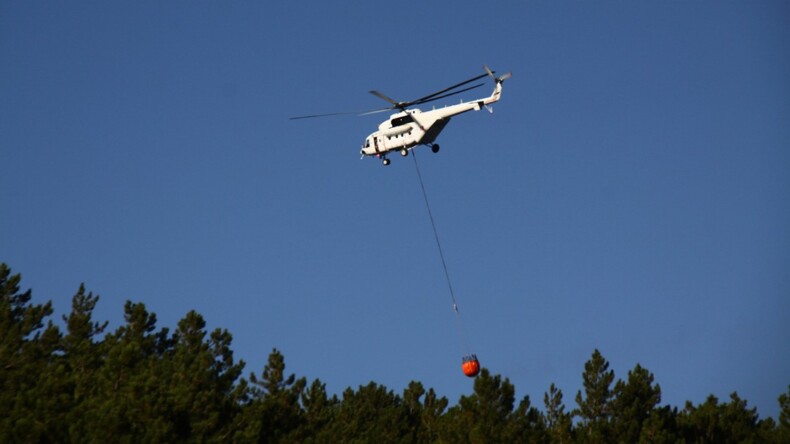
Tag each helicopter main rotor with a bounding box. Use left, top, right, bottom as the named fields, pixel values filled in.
left=289, top=70, right=494, bottom=120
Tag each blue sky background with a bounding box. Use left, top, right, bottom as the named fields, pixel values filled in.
left=2, top=1, right=788, bottom=419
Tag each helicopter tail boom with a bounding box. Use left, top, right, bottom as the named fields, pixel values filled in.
left=410, top=67, right=510, bottom=123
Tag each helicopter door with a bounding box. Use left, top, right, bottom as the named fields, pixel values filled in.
left=373, top=136, right=380, bottom=152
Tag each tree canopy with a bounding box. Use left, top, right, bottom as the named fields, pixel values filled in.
left=1, top=263, right=787, bottom=443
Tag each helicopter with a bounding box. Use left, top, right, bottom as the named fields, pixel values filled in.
left=291, top=65, right=511, bottom=166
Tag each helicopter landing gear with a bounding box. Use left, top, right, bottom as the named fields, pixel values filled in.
left=382, top=158, right=391, bottom=166
left=431, top=143, right=440, bottom=154
left=400, top=148, right=409, bottom=157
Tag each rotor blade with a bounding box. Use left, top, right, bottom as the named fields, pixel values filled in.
left=498, top=72, right=512, bottom=82
left=292, top=68, right=498, bottom=120
left=359, top=107, right=396, bottom=116
left=408, top=72, right=491, bottom=106
left=290, top=105, right=396, bottom=120
left=411, top=83, right=484, bottom=106
left=369, top=90, right=401, bottom=106
left=289, top=111, right=360, bottom=120
left=483, top=64, right=495, bottom=79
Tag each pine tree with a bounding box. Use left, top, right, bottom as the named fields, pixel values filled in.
left=0, top=263, right=62, bottom=442
left=504, top=394, right=547, bottom=443
left=84, top=301, right=174, bottom=442
left=62, top=285, right=108, bottom=440
left=443, top=368, right=517, bottom=443
left=298, top=378, right=339, bottom=443
left=778, top=386, right=790, bottom=443
left=544, top=383, right=573, bottom=443
left=166, top=310, right=245, bottom=441
left=236, top=348, right=307, bottom=443
left=329, top=382, right=410, bottom=443
left=678, top=392, right=766, bottom=443
left=637, top=405, right=679, bottom=444
left=419, top=386, right=448, bottom=442
left=402, top=381, right=449, bottom=443
left=574, top=349, right=615, bottom=443
left=610, top=363, right=661, bottom=443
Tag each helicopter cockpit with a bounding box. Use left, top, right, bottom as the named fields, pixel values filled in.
left=360, top=136, right=375, bottom=157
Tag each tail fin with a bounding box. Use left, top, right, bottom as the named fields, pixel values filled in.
left=483, top=65, right=511, bottom=105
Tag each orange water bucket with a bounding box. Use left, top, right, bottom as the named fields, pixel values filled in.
left=461, top=354, right=480, bottom=377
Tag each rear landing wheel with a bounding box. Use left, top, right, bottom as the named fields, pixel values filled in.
left=431, top=144, right=440, bottom=153
left=400, top=149, right=408, bottom=157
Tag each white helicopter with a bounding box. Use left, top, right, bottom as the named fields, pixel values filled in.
left=291, top=65, right=511, bottom=165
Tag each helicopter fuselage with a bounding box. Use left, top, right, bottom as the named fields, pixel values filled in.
left=360, top=78, right=504, bottom=162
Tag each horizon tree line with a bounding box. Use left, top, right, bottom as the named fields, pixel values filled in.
left=2, top=262, right=788, bottom=442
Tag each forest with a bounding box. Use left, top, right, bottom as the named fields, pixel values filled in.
left=2, top=263, right=788, bottom=443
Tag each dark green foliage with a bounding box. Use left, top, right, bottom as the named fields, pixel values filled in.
left=83, top=301, right=174, bottom=442
left=402, top=381, right=448, bottom=443
left=610, top=363, right=662, bottom=443
left=441, top=368, right=546, bottom=443
left=447, top=368, right=517, bottom=442
left=638, top=405, right=680, bottom=444
left=235, top=348, right=307, bottom=443
left=0, top=263, right=63, bottom=442
left=297, top=378, right=339, bottom=443
left=677, top=392, right=772, bottom=444
left=779, top=386, right=790, bottom=443
left=331, top=382, right=412, bottom=442
left=62, top=285, right=107, bottom=441
left=0, top=262, right=786, bottom=443
left=574, top=349, right=615, bottom=443
left=545, top=383, right=573, bottom=443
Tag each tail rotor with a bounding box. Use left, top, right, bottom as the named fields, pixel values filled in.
left=484, top=65, right=512, bottom=83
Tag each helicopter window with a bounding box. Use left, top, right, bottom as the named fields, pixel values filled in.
left=391, top=114, right=414, bottom=127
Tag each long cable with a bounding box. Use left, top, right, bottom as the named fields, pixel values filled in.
left=411, top=150, right=471, bottom=354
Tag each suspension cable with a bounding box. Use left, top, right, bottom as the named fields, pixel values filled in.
left=411, top=150, right=471, bottom=354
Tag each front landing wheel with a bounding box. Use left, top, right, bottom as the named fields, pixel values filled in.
left=431, top=144, right=440, bottom=154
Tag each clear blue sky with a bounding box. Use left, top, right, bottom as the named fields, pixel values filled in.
left=2, top=1, right=788, bottom=419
